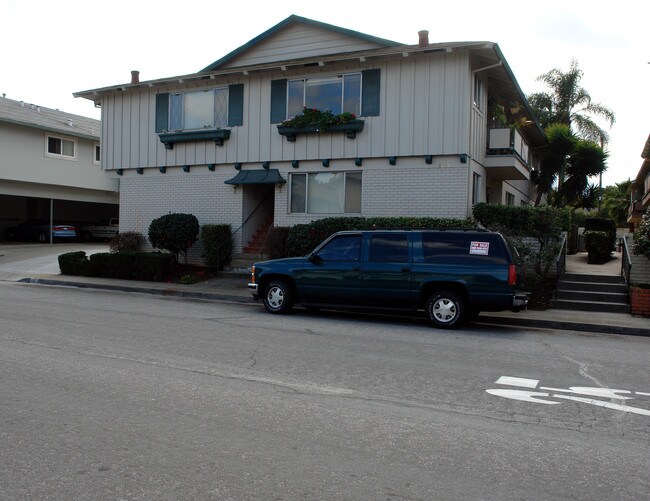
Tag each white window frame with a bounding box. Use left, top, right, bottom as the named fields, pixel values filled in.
left=45, top=134, right=77, bottom=160
left=506, top=191, right=516, bottom=206
left=286, top=72, right=362, bottom=119
left=472, top=172, right=481, bottom=205
left=289, top=171, right=362, bottom=214
left=93, top=143, right=101, bottom=165
left=168, top=87, right=229, bottom=132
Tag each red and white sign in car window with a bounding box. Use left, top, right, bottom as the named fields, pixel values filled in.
left=470, top=241, right=490, bottom=255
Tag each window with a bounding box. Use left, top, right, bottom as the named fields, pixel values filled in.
left=369, top=233, right=409, bottom=262
left=316, top=234, right=362, bottom=261
left=506, top=191, right=515, bottom=206
left=472, top=173, right=481, bottom=205
left=46, top=135, right=76, bottom=159
left=93, top=143, right=101, bottom=165
left=290, top=172, right=362, bottom=214
left=169, top=88, right=228, bottom=131
left=473, top=76, right=483, bottom=110
left=287, top=73, right=361, bottom=118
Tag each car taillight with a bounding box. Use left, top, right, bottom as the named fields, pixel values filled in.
left=250, top=265, right=256, bottom=284
left=508, top=264, right=517, bottom=286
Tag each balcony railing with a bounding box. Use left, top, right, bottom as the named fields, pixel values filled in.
left=484, top=127, right=531, bottom=181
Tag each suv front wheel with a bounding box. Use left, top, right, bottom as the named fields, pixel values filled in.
left=426, top=291, right=465, bottom=328
left=262, top=280, right=294, bottom=314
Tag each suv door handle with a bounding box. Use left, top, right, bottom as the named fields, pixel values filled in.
left=401, top=268, right=411, bottom=273
left=352, top=267, right=361, bottom=271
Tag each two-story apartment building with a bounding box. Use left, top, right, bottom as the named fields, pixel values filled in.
left=0, top=96, right=119, bottom=238
left=74, top=15, right=545, bottom=259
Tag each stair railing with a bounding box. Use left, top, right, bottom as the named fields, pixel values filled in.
left=554, top=233, right=567, bottom=294
left=621, top=234, right=632, bottom=302
left=212, top=192, right=272, bottom=272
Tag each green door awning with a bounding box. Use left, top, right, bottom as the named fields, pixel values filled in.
left=224, top=169, right=286, bottom=185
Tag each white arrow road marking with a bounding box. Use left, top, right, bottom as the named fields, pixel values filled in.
left=553, top=395, right=650, bottom=416
left=494, top=376, right=539, bottom=388
left=540, top=386, right=633, bottom=400
left=485, top=389, right=560, bottom=404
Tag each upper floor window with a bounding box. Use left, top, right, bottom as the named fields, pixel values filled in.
left=46, top=135, right=76, bottom=160
left=472, top=172, right=481, bottom=205
left=290, top=171, right=362, bottom=214
left=93, top=143, right=101, bottom=165
left=506, top=191, right=515, bottom=206
left=169, top=88, right=229, bottom=131
left=287, top=73, right=362, bottom=118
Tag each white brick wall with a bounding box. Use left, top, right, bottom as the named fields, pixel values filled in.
left=119, top=157, right=474, bottom=264
left=119, top=165, right=242, bottom=264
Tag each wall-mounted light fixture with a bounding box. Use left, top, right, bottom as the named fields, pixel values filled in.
left=291, top=160, right=299, bottom=169
left=159, top=166, right=166, bottom=174
left=355, top=158, right=363, bottom=167
left=208, top=164, right=216, bottom=171
left=388, top=156, right=397, bottom=166
left=183, top=165, right=191, bottom=173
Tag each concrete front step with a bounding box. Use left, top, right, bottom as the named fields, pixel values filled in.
left=561, top=273, right=625, bottom=284
left=550, top=298, right=630, bottom=314
left=556, top=289, right=629, bottom=304
left=558, top=280, right=628, bottom=294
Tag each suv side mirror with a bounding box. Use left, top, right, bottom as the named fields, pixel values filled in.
left=307, top=253, right=323, bottom=266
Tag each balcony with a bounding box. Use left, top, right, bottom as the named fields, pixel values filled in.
left=484, top=127, right=531, bottom=181
left=627, top=200, right=647, bottom=225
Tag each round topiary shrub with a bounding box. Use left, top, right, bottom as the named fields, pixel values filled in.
left=148, top=213, right=199, bottom=264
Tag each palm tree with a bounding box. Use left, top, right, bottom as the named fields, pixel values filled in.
left=528, top=59, right=615, bottom=144
left=601, top=180, right=631, bottom=226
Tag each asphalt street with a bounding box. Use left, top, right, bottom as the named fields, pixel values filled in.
left=1, top=281, right=649, bottom=500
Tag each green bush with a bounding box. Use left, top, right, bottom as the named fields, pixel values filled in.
left=633, top=208, right=650, bottom=258
left=286, top=216, right=476, bottom=256
left=58, top=251, right=88, bottom=275
left=472, top=203, right=571, bottom=236
left=201, top=224, right=232, bottom=270
left=148, top=213, right=199, bottom=264
left=584, top=231, right=612, bottom=264
left=87, top=252, right=176, bottom=280
left=109, top=231, right=144, bottom=253
left=265, top=226, right=290, bottom=259
left=585, top=217, right=616, bottom=251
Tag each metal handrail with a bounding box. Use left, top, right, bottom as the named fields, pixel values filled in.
left=554, top=233, right=568, bottom=294
left=211, top=191, right=272, bottom=271
left=621, top=234, right=632, bottom=302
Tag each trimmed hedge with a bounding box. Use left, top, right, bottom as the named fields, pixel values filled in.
left=58, top=251, right=176, bottom=281
left=285, top=216, right=477, bottom=256
left=473, top=203, right=571, bottom=236
left=584, top=231, right=612, bottom=264
left=265, top=226, right=290, bottom=259
left=201, top=224, right=233, bottom=270
left=109, top=232, right=143, bottom=253
left=585, top=217, right=616, bottom=251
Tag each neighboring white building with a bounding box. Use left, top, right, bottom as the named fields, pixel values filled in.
left=74, top=15, right=545, bottom=260
left=0, top=96, right=119, bottom=237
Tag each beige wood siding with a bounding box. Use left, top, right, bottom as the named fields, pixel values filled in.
left=101, top=51, right=472, bottom=170
left=222, top=24, right=386, bottom=68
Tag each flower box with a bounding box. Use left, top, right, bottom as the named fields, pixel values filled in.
left=158, top=129, right=231, bottom=150
left=277, top=120, right=364, bottom=142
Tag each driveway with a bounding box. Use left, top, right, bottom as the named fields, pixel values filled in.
left=0, top=243, right=109, bottom=280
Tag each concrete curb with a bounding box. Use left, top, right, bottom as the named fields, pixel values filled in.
left=477, top=315, right=650, bottom=337
left=18, top=278, right=254, bottom=304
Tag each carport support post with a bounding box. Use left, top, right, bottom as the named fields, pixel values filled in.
left=49, top=199, right=53, bottom=245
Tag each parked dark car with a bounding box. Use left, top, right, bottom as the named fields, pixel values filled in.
left=3, top=219, right=77, bottom=242
left=248, top=229, right=527, bottom=328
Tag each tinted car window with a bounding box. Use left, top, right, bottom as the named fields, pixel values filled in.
left=317, top=235, right=362, bottom=261
left=369, top=233, right=409, bottom=262
left=422, top=233, right=507, bottom=264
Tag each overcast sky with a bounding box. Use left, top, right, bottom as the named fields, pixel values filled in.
left=2, top=0, right=647, bottom=187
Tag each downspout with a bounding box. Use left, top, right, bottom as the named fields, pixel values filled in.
left=468, top=60, right=503, bottom=214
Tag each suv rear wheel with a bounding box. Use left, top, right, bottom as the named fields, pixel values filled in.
left=262, top=280, right=294, bottom=314
left=426, top=291, right=465, bottom=328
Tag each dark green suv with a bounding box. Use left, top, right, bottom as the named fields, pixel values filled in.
left=248, top=229, right=527, bottom=328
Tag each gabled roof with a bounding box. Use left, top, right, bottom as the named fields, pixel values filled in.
left=201, top=15, right=400, bottom=72
left=0, top=96, right=99, bottom=139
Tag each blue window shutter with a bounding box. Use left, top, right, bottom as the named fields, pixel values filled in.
left=361, top=69, right=380, bottom=117
left=155, top=93, right=169, bottom=133
left=228, top=84, right=244, bottom=126
left=270, top=79, right=287, bottom=124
